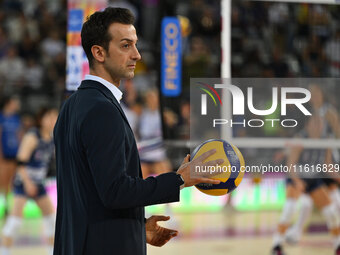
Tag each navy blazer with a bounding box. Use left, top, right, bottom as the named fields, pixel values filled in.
left=53, top=80, right=181, bottom=255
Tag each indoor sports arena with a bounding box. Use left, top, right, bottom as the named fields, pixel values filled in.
left=0, top=0, right=340, bottom=255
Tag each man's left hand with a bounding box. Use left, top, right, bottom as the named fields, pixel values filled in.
left=145, top=215, right=178, bottom=247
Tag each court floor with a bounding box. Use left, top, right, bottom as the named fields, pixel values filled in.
left=0, top=209, right=335, bottom=255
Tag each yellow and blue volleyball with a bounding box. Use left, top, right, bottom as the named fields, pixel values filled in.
left=192, top=139, right=245, bottom=196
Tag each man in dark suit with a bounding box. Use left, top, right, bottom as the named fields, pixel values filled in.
left=53, top=7, right=221, bottom=255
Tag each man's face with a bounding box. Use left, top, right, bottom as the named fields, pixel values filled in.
left=104, top=23, right=141, bottom=81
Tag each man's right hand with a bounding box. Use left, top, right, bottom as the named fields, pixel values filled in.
left=176, top=149, right=223, bottom=187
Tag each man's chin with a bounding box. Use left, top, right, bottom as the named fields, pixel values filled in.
left=124, top=72, right=135, bottom=79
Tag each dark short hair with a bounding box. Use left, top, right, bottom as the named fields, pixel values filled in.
left=81, top=7, right=135, bottom=68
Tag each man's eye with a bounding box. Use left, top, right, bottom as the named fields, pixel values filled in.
left=123, top=44, right=130, bottom=48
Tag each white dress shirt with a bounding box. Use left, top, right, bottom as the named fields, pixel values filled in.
left=84, top=74, right=123, bottom=103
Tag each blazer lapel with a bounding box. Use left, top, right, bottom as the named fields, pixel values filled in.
left=78, top=80, right=131, bottom=127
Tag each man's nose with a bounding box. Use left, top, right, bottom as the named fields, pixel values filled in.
left=131, top=46, right=141, bottom=61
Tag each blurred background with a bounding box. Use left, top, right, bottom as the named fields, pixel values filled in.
left=0, top=0, right=340, bottom=254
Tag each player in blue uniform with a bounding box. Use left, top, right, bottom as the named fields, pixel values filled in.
left=1, top=107, right=58, bottom=255
left=0, top=95, right=21, bottom=216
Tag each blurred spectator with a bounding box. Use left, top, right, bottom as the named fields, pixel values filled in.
left=0, top=46, right=25, bottom=93
left=241, top=48, right=263, bottom=77
left=41, top=30, right=65, bottom=60
left=24, top=57, right=44, bottom=91
left=141, top=0, right=158, bottom=42
left=268, top=3, right=289, bottom=25
left=177, top=100, right=190, bottom=139
left=138, top=89, right=172, bottom=177
left=302, top=33, right=326, bottom=76
left=139, top=89, right=164, bottom=143
left=325, top=28, right=340, bottom=77
left=188, top=0, right=219, bottom=37
left=0, top=95, right=22, bottom=216
left=309, top=5, right=331, bottom=43
left=20, top=112, right=35, bottom=134
left=18, top=33, right=39, bottom=59
left=163, top=107, right=179, bottom=139
left=270, top=47, right=289, bottom=77
left=36, top=2, right=57, bottom=38
left=121, top=79, right=140, bottom=135
left=4, top=11, right=26, bottom=44
left=183, top=36, right=214, bottom=86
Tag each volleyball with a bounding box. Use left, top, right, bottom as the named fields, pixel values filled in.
left=192, top=139, right=245, bottom=196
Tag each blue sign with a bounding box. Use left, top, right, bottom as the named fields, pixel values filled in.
left=161, top=17, right=182, bottom=97
left=68, top=9, right=83, bottom=32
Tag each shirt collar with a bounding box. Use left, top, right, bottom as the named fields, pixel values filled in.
left=84, top=74, right=123, bottom=102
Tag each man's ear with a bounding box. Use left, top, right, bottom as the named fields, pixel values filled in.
left=91, top=45, right=105, bottom=64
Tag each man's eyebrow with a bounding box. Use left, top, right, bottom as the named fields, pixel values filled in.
left=120, top=38, right=138, bottom=43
